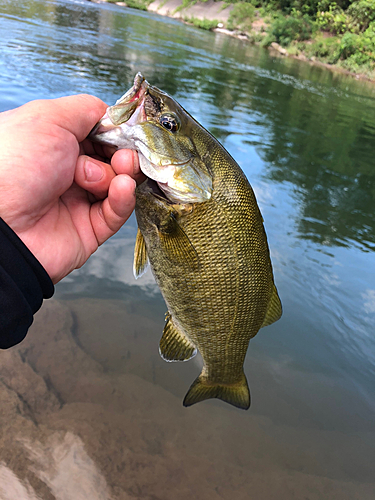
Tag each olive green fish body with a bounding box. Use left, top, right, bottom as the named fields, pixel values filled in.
left=135, top=138, right=278, bottom=409
left=89, top=73, right=282, bottom=410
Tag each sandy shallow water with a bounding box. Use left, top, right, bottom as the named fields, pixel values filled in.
left=0, top=298, right=373, bottom=500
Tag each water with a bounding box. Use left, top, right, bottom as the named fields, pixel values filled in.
left=0, top=0, right=374, bottom=498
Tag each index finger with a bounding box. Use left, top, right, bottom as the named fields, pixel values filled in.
left=111, top=149, right=146, bottom=185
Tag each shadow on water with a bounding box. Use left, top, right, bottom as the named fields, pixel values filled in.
left=0, top=0, right=375, bottom=499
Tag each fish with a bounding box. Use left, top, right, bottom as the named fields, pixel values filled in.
left=89, top=73, right=282, bottom=410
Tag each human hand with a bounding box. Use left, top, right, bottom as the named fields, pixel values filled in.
left=0, top=95, right=144, bottom=284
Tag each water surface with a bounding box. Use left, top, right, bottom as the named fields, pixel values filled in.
left=0, top=1, right=374, bottom=499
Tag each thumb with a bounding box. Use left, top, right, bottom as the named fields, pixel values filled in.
left=38, top=94, right=108, bottom=142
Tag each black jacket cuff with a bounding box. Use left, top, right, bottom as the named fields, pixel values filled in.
left=0, top=217, right=54, bottom=348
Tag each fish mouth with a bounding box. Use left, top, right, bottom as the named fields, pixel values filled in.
left=108, top=73, right=148, bottom=126
left=89, top=73, right=213, bottom=205
left=89, top=73, right=188, bottom=167
left=116, top=72, right=146, bottom=107
left=89, top=73, right=148, bottom=139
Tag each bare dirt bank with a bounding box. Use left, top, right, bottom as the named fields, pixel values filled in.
left=148, top=0, right=233, bottom=23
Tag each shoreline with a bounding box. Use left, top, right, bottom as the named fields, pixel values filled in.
left=90, top=0, right=375, bottom=83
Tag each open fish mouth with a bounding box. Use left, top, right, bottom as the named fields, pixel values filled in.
left=89, top=73, right=213, bottom=204
left=89, top=73, right=148, bottom=138
left=114, top=72, right=145, bottom=107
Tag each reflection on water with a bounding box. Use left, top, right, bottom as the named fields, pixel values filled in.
left=0, top=0, right=374, bottom=498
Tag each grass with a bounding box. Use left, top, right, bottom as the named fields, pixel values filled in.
left=227, top=3, right=255, bottom=32
left=183, top=16, right=220, bottom=30
left=106, top=0, right=153, bottom=9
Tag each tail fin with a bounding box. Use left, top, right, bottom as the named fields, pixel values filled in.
left=183, top=372, right=250, bottom=410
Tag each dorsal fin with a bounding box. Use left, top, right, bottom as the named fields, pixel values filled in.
left=261, top=284, right=282, bottom=328
left=133, top=229, right=149, bottom=279
left=159, top=313, right=197, bottom=362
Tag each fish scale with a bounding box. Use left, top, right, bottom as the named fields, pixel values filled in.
left=136, top=144, right=276, bottom=401
left=89, top=73, right=282, bottom=409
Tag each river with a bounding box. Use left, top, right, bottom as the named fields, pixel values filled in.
left=0, top=0, right=374, bottom=499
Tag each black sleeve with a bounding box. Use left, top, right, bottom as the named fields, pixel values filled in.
left=0, top=218, right=54, bottom=348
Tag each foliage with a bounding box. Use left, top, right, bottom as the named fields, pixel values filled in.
left=183, top=16, right=219, bottom=30
left=315, top=2, right=350, bottom=34
left=106, top=0, right=153, bottom=9
left=306, top=35, right=342, bottom=63
left=265, top=11, right=314, bottom=46
left=347, top=0, right=375, bottom=32
left=227, top=3, right=255, bottom=31
left=256, top=1, right=375, bottom=76
left=174, top=0, right=198, bottom=13
left=339, top=31, right=362, bottom=58
left=121, top=0, right=375, bottom=78
left=223, top=0, right=260, bottom=4
left=339, top=22, right=375, bottom=65
left=299, top=20, right=375, bottom=71
left=250, top=0, right=352, bottom=15
left=127, top=0, right=154, bottom=9
left=314, top=0, right=375, bottom=34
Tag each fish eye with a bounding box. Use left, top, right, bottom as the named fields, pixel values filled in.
left=159, top=114, right=179, bottom=133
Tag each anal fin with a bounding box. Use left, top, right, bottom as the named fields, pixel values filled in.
left=159, top=313, right=197, bottom=362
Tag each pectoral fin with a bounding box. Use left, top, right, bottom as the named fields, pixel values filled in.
left=159, top=313, right=197, bottom=362
left=158, top=215, right=199, bottom=270
left=133, top=229, right=149, bottom=279
left=261, top=284, right=282, bottom=328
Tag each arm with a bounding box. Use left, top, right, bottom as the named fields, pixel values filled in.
left=0, top=95, right=144, bottom=347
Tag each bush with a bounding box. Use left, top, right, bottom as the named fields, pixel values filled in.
left=308, top=36, right=341, bottom=62
left=347, top=0, right=375, bottom=32
left=315, top=2, right=350, bottom=34
left=216, top=0, right=352, bottom=15
left=260, top=0, right=351, bottom=15
left=107, top=0, right=152, bottom=8
left=227, top=3, right=255, bottom=31
left=339, top=21, right=375, bottom=63
left=183, top=16, right=219, bottom=30
left=266, top=13, right=314, bottom=46
left=339, top=32, right=362, bottom=58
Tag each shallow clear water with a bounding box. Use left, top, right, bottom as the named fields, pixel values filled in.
left=0, top=0, right=374, bottom=498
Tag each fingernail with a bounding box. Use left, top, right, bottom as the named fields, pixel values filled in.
left=123, top=175, right=137, bottom=197
left=84, top=159, right=104, bottom=182
left=129, top=176, right=137, bottom=193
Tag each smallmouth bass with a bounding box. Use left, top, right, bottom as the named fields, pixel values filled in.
left=90, top=73, right=282, bottom=410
